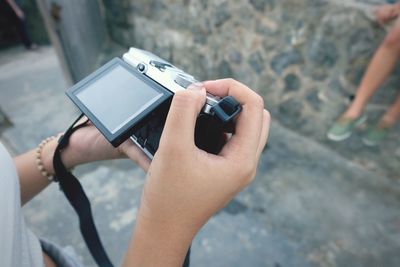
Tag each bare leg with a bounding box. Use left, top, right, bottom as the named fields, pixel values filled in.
left=361, top=94, right=400, bottom=145
left=343, top=25, right=400, bottom=119
left=378, top=93, right=400, bottom=127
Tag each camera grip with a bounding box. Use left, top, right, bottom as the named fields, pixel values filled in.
left=194, top=114, right=226, bottom=154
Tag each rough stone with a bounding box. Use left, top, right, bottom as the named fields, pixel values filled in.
left=306, top=89, right=322, bottom=111
left=284, top=73, right=301, bottom=92
left=307, top=37, right=338, bottom=68
left=213, top=2, right=231, bottom=28
left=278, top=98, right=304, bottom=128
left=270, top=50, right=302, bottom=75
left=103, top=0, right=130, bottom=26
left=328, top=78, right=345, bottom=94
left=109, top=26, right=135, bottom=47
left=192, top=24, right=211, bottom=45
left=248, top=51, right=265, bottom=74
left=199, top=0, right=208, bottom=9
left=227, top=48, right=242, bottom=64
left=249, top=0, right=275, bottom=12
left=345, top=65, right=366, bottom=86
left=347, top=27, right=378, bottom=62
left=217, top=60, right=233, bottom=77
left=255, top=20, right=276, bottom=36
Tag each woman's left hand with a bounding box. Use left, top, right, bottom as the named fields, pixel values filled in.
left=47, top=120, right=150, bottom=172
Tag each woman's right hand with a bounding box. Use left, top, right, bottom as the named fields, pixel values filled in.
left=123, top=79, right=270, bottom=267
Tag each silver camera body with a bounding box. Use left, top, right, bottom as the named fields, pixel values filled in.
left=123, top=48, right=219, bottom=114
left=67, top=47, right=241, bottom=159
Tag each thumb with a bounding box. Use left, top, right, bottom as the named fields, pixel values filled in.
left=159, top=84, right=206, bottom=152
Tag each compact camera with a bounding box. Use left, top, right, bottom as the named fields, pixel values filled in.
left=66, top=48, right=242, bottom=158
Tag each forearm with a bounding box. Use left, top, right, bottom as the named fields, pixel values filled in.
left=122, top=211, right=195, bottom=267
left=14, top=137, right=76, bottom=205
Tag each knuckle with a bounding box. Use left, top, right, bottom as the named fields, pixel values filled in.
left=225, top=78, right=236, bottom=85
left=173, top=90, right=189, bottom=105
left=253, top=94, right=265, bottom=109
left=173, top=90, right=203, bottom=107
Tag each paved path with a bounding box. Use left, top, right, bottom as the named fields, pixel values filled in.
left=1, top=46, right=399, bottom=267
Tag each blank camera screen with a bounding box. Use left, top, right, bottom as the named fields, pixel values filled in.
left=76, top=64, right=163, bottom=133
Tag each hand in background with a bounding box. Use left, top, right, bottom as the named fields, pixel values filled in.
left=6, top=0, right=25, bottom=19
left=15, top=9, right=25, bottom=20
left=375, top=4, right=400, bottom=25
left=123, top=79, right=270, bottom=267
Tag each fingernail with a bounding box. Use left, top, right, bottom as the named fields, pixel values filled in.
left=187, top=82, right=204, bottom=90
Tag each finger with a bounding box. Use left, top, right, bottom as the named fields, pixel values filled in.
left=136, top=153, right=151, bottom=172
left=256, top=110, right=271, bottom=160
left=204, top=79, right=261, bottom=104
left=159, top=85, right=206, bottom=152
left=119, top=140, right=151, bottom=171
left=204, top=79, right=264, bottom=158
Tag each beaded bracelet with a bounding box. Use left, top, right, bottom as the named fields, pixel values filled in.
left=35, top=136, right=56, bottom=181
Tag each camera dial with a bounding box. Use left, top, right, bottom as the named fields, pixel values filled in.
left=137, top=63, right=147, bottom=73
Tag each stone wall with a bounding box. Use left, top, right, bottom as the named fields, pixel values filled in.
left=103, top=0, right=399, bottom=140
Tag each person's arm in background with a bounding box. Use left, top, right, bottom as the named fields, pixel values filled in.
left=5, top=0, right=25, bottom=19
left=122, top=79, right=270, bottom=267
left=375, top=2, right=400, bottom=25
left=14, top=124, right=150, bottom=205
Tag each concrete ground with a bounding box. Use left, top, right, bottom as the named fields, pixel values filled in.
left=1, top=46, right=400, bottom=267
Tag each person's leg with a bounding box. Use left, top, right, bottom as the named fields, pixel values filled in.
left=328, top=25, right=400, bottom=141
left=379, top=93, right=400, bottom=127
left=344, top=25, right=400, bottom=119
left=362, top=94, right=400, bottom=145
left=4, top=4, right=33, bottom=49
left=16, top=18, right=33, bottom=49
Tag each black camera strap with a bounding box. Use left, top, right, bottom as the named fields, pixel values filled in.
left=53, top=114, right=114, bottom=267
left=53, top=114, right=191, bottom=267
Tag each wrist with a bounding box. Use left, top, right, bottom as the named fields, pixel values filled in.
left=41, top=138, right=58, bottom=176
left=125, top=209, right=196, bottom=267
left=41, top=137, right=76, bottom=175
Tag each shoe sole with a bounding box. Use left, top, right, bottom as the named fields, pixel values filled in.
left=326, top=115, right=367, bottom=142
left=327, top=131, right=352, bottom=141
left=362, top=138, right=377, bottom=147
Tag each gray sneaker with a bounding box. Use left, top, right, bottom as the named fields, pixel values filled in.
left=327, top=115, right=367, bottom=141
left=362, top=124, right=391, bottom=146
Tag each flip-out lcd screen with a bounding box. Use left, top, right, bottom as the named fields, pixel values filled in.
left=66, top=58, right=171, bottom=146
left=76, top=64, right=162, bottom=133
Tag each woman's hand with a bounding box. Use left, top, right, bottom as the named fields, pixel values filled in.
left=123, top=79, right=270, bottom=267
left=15, top=8, right=25, bottom=19
left=18, top=118, right=149, bottom=205
left=43, top=122, right=150, bottom=173
left=375, top=4, right=400, bottom=25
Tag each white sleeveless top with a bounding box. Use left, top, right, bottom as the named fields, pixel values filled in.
left=0, top=143, right=44, bottom=267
